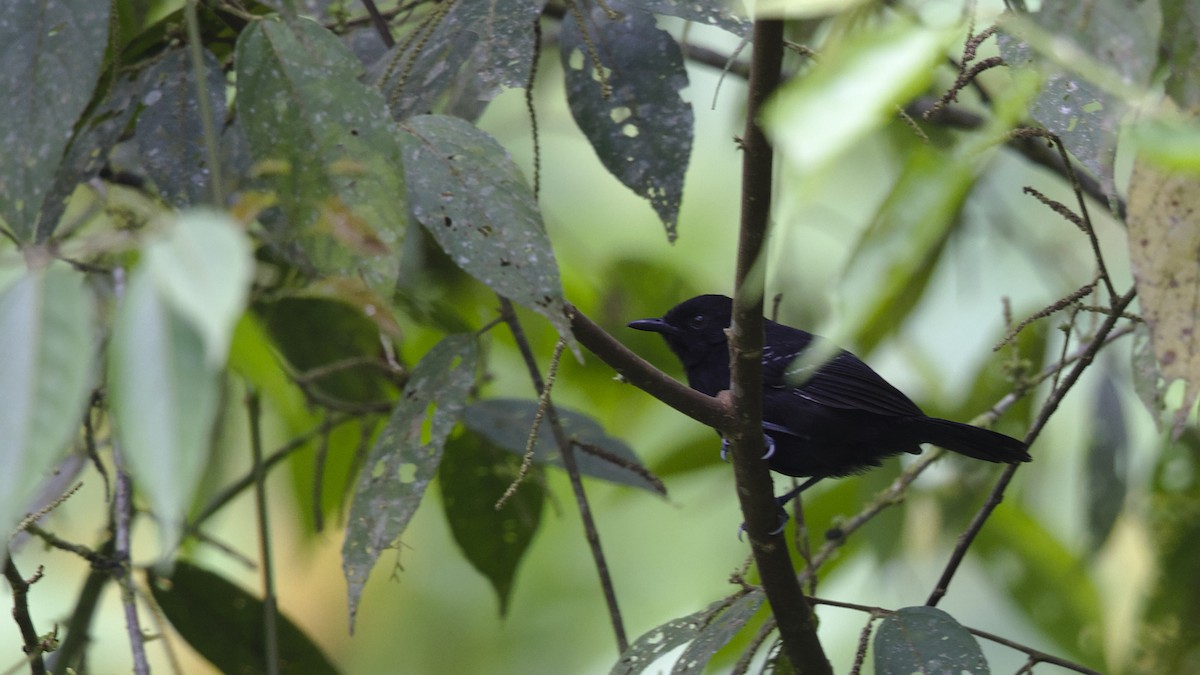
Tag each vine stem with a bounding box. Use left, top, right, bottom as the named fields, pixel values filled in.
left=499, top=297, right=628, bottom=652
left=247, top=391, right=281, bottom=675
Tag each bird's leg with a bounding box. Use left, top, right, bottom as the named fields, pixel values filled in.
left=775, top=476, right=823, bottom=511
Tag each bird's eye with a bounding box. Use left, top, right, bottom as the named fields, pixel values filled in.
left=688, top=314, right=706, bottom=329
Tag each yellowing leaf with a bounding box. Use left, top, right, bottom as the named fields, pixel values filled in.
left=1128, top=155, right=1200, bottom=436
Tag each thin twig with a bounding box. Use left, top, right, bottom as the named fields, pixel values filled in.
left=926, top=287, right=1137, bottom=606
left=112, top=442, right=149, bottom=675
left=3, top=557, right=48, bottom=675
left=184, top=0, right=225, bottom=206
left=360, top=0, right=396, bottom=48
left=247, top=392, right=280, bottom=675
left=499, top=297, right=628, bottom=652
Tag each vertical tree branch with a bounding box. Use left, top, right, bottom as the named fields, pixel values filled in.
left=728, top=18, right=830, bottom=674
left=499, top=297, right=629, bottom=652
left=112, top=443, right=150, bottom=675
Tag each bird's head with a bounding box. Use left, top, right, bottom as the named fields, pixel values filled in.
left=628, top=294, right=733, bottom=374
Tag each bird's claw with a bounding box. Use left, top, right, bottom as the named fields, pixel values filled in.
left=737, top=509, right=790, bottom=541
left=720, top=433, right=776, bottom=462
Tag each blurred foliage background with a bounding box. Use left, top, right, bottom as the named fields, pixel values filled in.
left=1, top=0, right=1198, bottom=673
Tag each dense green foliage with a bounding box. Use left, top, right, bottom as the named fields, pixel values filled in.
left=1, top=0, right=1199, bottom=673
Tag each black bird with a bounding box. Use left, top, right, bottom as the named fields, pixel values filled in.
left=629, top=294, right=1030, bottom=506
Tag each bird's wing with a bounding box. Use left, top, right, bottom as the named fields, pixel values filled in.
left=764, top=345, right=924, bottom=417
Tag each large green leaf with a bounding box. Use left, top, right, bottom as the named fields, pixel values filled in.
left=236, top=16, right=408, bottom=287
left=133, top=48, right=227, bottom=206
left=874, top=606, right=989, bottom=674
left=998, top=1, right=1156, bottom=197
left=439, top=431, right=544, bottom=615
left=461, top=399, right=664, bottom=495
left=150, top=561, right=338, bottom=674
left=144, top=209, right=253, bottom=366
left=0, top=0, right=110, bottom=242
left=108, top=268, right=219, bottom=556
left=763, top=20, right=954, bottom=177
left=561, top=0, right=693, bottom=240
left=342, top=335, right=478, bottom=630
left=398, top=115, right=576, bottom=355
left=0, top=260, right=93, bottom=548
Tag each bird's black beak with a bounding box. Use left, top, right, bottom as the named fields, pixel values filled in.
left=627, top=318, right=677, bottom=335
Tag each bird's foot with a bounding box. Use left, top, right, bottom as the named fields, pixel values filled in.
left=737, top=509, right=790, bottom=541
left=720, top=433, right=776, bottom=462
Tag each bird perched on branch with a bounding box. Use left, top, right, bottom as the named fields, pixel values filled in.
left=629, top=294, right=1030, bottom=510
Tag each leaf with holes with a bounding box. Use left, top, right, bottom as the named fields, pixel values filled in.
left=399, top=115, right=576, bottom=356
left=0, top=0, right=110, bottom=242
left=611, top=591, right=763, bottom=675
left=874, top=606, right=989, bottom=674
left=670, top=590, right=764, bottom=673
left=639, top=0, right=749, bottom=37
left=998, top=1, right=1156, bottom=200
left=372, top=0, right=543, bottom=120
left=236, top=16, right=407, bottom=288
left=342, top=334, right=478, bottom=631
left=461, top=399, right=664, bottom=495
left=561, top=0, right=693, bottom=241
left=439, top=431, right=544, bottom=616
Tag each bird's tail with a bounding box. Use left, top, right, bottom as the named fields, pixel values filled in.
left=917, top=418, right=1030, bottom=464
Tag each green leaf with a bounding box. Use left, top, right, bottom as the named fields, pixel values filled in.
left=236, top=16, right=408, bottom=287
left=1160, top=0, right=1200, bottom=108
left=149, top=561, right=338, bottom=675
left=0, top=0, right=110, bottom=242
left=839, top=146, right=973, bottom=354
left=1085, top=372, right=1127, bottom=552
left=439, top=431, right=544, bottom=615
left=561, top=0, right=693, bottom=241
left=1135, top=429, right=1200, bottom=673
left=974, top=504, right=1105, bottom=668
left=108, top=268, right=220, bottom=556
left=763, top=21, right=955, bottom=176
left=342, top=335, right=478, bottom=631
left=256, top=296, right=397, bottom=404
left=874, top=606, right=989, bottom=674
left=144, top=209, right=254, bottom=366
left=371, top=0, right=542, bottom=120
left=670, top=590, right=764, bottom=674
left=134, top=48, right=227, bottom=206
left=0, top=260, right=93, bottom=548
left=638, top=0, right=749, bottom=36
left=998, top=1, right=1156, bottom=196
left=398, top=115, right=577, bottom=356
left=611, top=591, right=764, bottom=675
left=461, top=399, right=664, bottom=495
